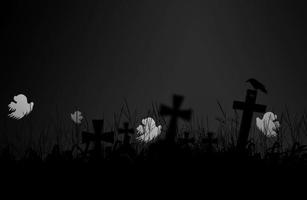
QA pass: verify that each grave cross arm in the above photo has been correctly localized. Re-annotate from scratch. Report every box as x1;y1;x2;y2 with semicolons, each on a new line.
118;122;134;145
81;119;115;159
118;122;134;135
159;94;192;143
233;101;266;113
160;95;192;121
232;89;267;152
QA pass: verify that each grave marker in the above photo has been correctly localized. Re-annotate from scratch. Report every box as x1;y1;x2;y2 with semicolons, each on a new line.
82;119;114;159
159;95;192;144
118;122;134;146
233;89;266;152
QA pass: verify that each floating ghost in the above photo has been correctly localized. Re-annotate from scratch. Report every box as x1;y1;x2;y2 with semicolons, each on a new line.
71;110;83;124
136;117;162;142
256;112;280;137
8;94;34;120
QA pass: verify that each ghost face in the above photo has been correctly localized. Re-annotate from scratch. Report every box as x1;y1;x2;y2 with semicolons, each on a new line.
14;95;26;102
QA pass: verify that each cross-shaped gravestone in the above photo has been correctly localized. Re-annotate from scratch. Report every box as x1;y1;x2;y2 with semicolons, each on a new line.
160;94;192;144
118;122;134;146
202;132;218;153
82;119;115;159
233;89;266;152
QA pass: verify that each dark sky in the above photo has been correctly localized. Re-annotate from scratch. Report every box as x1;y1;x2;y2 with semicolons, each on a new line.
1;0;307;132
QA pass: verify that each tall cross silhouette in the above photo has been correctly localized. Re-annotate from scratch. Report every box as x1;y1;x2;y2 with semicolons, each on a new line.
233;89;266;152
160;94;192;144
82;119;114;159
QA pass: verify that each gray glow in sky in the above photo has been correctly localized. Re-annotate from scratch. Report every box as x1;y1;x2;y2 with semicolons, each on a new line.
1;0;307;132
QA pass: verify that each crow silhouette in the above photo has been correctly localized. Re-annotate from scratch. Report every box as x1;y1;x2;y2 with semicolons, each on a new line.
246;78;268;94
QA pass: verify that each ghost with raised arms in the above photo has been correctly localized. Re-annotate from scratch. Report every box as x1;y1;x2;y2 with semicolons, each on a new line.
136;117;162;142
8;94;34;120
256;112;280;137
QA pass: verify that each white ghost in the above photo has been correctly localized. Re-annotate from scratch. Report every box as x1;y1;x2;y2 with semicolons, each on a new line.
256;112;280;137
136;117;162;142
71;110;83;124
8;94;34;120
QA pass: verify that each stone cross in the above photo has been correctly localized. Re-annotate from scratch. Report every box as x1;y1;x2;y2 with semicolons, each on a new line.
82;119;114;159
233;89;266;152
160;94;192;144
118;122;134;145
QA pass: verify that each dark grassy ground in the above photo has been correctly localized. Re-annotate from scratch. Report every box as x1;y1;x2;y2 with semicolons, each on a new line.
1;100;307;180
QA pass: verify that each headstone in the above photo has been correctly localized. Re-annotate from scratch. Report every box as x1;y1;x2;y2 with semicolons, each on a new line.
233;89;266;152
82;119;115;159
159;95;192;144
118;122;134;146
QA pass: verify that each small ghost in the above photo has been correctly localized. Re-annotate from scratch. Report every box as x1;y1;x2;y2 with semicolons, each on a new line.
8;94;34;120
256;112;280;137
136;117;162;142
71;110;83;124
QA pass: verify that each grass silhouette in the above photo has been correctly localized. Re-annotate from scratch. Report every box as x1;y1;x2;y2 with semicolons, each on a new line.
1;95;307;175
